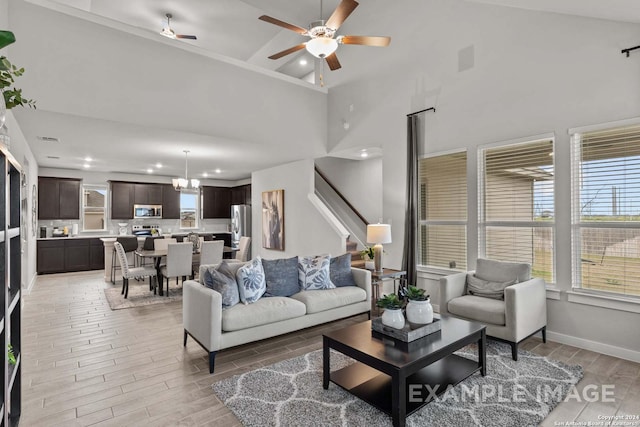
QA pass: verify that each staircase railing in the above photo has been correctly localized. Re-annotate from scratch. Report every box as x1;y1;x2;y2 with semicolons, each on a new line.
314;166;370;227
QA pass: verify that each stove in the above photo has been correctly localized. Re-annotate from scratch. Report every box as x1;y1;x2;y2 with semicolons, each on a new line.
132;224;161;236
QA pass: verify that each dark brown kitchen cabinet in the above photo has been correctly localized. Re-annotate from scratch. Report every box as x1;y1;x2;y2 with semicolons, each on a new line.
110;181;134;219
162;184;180;219
231;184;251;206
38;177;81;219
134;183;163;205
202;186;231;218
64;239;90;272
38;238;105;274
37;240;65;274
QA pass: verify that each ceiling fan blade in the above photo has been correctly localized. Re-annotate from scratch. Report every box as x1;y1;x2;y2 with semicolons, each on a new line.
176;34;197;40
259;15;308;35
268;43;306;60
339;35;391;47
325;0;359;31
325;53;342;71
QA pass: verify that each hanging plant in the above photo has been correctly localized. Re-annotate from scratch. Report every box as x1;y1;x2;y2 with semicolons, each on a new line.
0;30;16;50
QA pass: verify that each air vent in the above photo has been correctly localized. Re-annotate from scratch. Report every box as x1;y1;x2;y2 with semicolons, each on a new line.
46;156;60;160
37;136;60;143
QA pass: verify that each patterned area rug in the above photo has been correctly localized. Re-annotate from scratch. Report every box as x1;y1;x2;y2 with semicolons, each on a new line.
212;341;583;427
103;281;182;310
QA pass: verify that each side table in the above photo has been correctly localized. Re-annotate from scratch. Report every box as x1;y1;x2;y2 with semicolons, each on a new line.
371;268;406;315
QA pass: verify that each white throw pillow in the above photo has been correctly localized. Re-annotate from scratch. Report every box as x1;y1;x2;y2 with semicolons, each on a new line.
298;254;336;291
236;256;266;304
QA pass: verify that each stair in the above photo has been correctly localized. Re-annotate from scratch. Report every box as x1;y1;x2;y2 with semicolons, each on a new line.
347;239;366;268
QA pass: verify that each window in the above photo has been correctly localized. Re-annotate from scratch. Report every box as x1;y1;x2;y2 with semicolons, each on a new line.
571;122;640;297
180;191;198;229
83;185;107;231
479;137;555;282
419;151;467;270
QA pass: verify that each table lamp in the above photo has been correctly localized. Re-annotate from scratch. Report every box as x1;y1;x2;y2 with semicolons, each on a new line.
367;223;392;273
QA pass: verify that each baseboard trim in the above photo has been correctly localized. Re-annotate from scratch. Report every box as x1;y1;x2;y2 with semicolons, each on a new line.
546;330;640;363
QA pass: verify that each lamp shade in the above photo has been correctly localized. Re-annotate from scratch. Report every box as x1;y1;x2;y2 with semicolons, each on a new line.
367;224;392;244
305;37;338;58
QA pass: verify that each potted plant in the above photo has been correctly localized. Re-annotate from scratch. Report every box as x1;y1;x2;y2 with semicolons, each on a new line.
361;246;375;270
376;293;405;329
402;285;433;325
0;30;36;131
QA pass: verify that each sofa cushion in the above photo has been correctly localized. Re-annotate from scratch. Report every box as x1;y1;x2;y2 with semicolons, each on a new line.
475;258;530;283
330;253;357;287
290;286;367;314
298;254;336;291
466;273;516;300
202;262;240;308
236;256;266;304
447;295;506;326
199;262;246;284
221;297;306;331
262;256;300;297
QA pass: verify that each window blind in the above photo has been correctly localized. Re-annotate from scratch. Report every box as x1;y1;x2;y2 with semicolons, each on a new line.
480;139;554;282
419;151;467;269
572;123;640;296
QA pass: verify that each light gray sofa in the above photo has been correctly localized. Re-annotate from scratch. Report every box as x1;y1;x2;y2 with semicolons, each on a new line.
440;258;547;360
183;262;371;373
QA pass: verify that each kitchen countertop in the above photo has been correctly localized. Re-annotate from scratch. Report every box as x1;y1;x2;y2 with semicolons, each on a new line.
37;234;119;241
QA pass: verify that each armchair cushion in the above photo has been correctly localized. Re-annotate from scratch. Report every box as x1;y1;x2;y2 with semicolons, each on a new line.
466;273;516;300
447;295;506;326
475;258;530;283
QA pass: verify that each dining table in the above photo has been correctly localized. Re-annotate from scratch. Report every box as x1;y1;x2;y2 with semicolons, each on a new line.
135;246;236;296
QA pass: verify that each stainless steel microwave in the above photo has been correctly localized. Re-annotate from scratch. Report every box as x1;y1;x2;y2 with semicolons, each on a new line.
133;204;162;219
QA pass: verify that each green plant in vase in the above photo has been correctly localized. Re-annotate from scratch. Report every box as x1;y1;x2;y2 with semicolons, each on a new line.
401;285;429;301
377;293;405;329
376;293;403;310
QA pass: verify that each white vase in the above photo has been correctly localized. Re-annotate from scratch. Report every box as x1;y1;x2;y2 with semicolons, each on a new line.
365;260;375;270
406;299;434;325
381;308;405;329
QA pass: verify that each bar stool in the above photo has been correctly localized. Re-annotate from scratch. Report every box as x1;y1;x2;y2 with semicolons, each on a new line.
110;236;139;284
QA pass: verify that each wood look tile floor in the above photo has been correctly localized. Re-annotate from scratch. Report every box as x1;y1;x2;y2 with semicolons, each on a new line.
22;271;640;426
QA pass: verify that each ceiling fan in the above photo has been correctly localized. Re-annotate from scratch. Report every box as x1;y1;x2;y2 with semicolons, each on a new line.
259;0;390;71
160;13;197;40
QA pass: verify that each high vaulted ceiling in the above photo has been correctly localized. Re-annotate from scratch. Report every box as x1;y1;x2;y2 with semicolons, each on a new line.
7;0;640;181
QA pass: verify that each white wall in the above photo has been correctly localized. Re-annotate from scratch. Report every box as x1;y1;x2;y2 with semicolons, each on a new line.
327;1;640;358
314;156;383;224
252;159;344;260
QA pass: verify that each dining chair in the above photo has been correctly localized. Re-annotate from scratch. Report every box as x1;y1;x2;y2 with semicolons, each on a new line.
160;242;193;297
114;241;158;298
110;236;139;283
138;236;164;267
195;240;224;272
232;236;251;262
154;238;177;251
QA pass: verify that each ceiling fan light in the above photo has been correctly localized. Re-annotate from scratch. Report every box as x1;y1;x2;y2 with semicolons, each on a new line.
305;37;338;58
161;27;176;39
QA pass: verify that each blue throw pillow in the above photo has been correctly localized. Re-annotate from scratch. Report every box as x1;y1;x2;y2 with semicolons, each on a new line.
330;253;357;287
236;256;266;304
202;261;240;308
298;254;336;291
262;256;300;297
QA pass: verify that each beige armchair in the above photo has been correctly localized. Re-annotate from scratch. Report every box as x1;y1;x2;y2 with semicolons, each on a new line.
440;258;547;360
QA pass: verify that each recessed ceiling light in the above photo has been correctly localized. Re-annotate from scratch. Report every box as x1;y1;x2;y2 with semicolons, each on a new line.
147;168;153;174
215;168;221;174
156;163;162;168
84;156;92;162
299;59;308;66
202;172;208;177
360;149;369;158
83;163;90;168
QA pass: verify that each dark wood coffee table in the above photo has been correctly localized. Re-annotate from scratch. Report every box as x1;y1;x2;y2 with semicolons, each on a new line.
322;316;486;427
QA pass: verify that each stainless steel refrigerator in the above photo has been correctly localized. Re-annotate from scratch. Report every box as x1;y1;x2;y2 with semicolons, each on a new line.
231;204;251;247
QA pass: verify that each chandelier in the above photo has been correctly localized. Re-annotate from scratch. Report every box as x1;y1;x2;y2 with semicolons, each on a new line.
172;150;200;191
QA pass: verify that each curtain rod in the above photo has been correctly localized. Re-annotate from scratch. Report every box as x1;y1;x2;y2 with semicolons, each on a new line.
407;107;436;117
622;45;640;57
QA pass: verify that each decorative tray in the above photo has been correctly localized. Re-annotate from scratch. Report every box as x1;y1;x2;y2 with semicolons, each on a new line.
371;316;441;342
